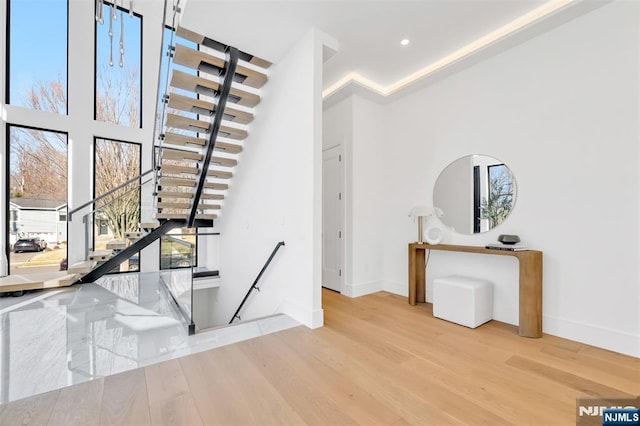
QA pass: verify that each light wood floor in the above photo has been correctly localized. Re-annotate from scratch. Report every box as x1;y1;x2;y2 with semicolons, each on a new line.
1;289;638;425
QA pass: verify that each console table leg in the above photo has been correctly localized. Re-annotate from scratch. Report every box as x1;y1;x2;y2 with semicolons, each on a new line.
409;245;426;305
518;252;543;338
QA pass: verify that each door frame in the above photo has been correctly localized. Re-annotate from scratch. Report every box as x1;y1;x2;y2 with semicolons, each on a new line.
322;144;345;293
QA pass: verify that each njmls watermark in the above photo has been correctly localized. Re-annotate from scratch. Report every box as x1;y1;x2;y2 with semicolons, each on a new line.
577;397;640;426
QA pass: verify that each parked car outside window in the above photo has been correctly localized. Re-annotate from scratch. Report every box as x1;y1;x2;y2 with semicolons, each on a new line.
13;238;45;253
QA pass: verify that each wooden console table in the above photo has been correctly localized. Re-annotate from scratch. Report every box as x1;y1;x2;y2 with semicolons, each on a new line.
408;243;543;338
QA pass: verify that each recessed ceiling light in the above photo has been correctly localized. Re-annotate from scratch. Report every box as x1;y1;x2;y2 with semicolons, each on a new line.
400;39;410;46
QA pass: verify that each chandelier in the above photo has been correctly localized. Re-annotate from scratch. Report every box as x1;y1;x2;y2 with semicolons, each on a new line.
95;0;134;67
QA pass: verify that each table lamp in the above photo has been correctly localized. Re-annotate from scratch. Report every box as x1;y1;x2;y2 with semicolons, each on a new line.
408;205;429;244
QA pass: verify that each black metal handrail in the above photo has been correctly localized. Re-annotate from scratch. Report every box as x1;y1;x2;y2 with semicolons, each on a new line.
68;168;155;220
229;241;285;324
188;46;239;227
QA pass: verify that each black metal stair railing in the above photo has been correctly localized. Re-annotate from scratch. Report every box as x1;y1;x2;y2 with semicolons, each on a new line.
229;241;285;324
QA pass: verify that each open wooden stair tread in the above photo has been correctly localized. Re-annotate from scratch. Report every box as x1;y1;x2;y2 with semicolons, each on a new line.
176;26;272;70
160;148;202;161
0;272;76;293
161;164;232;179
162;132;243;154
156;213;217;220
167;93;254;125
161;153;237;167
173;43;268;89
158;177;228;190
68;260;97;274
157;190;224;200
166;113;248;140
171;70;260;108
157;201;221;210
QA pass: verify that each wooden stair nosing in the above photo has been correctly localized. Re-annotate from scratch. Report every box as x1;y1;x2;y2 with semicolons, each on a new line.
156;213;217;220
173;43;268;89
167;93;254;125
157;202;221;210
166;113;248;140
171;70;260;108
161;133;243;154
160;148;203;161
158;177;229;190
157;191;224;200
162;155;237;168
163;168;233;180
161;164;202;175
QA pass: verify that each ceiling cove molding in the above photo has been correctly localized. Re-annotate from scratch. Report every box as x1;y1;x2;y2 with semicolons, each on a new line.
322;0;601;105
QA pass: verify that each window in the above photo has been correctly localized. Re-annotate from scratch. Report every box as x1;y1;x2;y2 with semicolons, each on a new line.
94;138;141;272
7;125;68;274
7;0;68;113
95;1;142;127
481;164;515;229
58;211;67;222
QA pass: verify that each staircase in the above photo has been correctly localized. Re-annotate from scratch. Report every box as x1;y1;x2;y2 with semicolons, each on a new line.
1;18;257;297
68;24;271;285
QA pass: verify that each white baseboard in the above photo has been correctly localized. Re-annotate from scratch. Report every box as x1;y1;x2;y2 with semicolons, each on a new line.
382;280;408;297
543;314;640;358
343;280;383;298
281;300;324;329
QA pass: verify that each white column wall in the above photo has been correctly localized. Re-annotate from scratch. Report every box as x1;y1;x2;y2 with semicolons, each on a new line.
211;28;329;328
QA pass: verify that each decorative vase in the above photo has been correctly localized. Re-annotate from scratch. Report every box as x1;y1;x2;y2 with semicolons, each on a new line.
423;218;444;245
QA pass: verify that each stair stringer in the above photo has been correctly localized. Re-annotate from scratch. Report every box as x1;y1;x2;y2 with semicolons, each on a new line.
73;219;184;284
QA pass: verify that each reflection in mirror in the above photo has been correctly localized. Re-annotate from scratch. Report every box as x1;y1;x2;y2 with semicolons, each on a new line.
433;155;516;235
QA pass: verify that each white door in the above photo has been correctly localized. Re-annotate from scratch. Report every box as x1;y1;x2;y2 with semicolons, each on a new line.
322;145;343;292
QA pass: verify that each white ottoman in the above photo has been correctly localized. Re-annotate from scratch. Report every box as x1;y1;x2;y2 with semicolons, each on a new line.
433;275;493;328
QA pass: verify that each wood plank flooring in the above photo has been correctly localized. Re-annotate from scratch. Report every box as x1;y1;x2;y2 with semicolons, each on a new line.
1;290;638;425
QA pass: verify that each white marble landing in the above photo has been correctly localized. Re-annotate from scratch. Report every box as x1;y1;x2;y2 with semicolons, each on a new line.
0;273;300;404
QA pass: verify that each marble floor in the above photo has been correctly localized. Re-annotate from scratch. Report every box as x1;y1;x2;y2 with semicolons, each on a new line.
0;273;300;404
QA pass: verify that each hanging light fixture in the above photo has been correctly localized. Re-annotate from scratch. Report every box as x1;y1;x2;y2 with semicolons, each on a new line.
95;0;132;67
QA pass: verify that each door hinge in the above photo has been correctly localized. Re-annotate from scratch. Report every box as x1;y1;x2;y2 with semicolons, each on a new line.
338;192;342;200
338;231;342;238
339;269;342;277
339;154;342;162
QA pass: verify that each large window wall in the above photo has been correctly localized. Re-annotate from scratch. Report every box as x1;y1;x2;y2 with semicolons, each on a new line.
2;1;164;272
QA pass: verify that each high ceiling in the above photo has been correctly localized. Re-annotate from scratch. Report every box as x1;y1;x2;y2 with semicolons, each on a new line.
181;0;584;96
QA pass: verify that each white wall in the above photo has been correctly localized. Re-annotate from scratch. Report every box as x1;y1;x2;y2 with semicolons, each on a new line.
211;28;327;328
328;1;639;356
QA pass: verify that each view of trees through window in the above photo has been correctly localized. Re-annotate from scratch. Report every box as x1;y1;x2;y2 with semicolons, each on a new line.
8;126;68;275
481;164;515;229
94;138;141;273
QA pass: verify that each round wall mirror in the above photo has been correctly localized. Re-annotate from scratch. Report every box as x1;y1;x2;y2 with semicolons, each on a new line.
433;155;517;235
